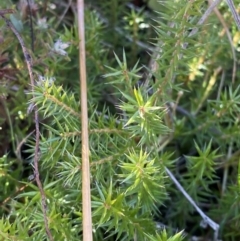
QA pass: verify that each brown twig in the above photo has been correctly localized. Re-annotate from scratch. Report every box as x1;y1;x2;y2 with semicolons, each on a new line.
0;181;33;210
0;10;54;241
77;1;93;240
0;9;15;15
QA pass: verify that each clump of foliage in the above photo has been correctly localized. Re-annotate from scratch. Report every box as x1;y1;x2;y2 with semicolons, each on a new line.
0;0;240;240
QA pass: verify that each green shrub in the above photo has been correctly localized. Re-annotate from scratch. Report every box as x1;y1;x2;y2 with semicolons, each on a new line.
0;0;240;240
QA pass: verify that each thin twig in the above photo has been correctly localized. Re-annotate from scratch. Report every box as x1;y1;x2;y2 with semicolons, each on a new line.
77;1;93;240
0;180;34;209
27;0;34;52
180;0;222;61
222;142;233;194
0;11;54;241
55;0;73;29
208;0;237;83
217;70;225;100
0;9;15;14
42;0;49;16
145;0;222;89
0;98;16;151
165;167;220;241
16;130;35;160
225;0;240;30
188;0;223;38
87;4;155;52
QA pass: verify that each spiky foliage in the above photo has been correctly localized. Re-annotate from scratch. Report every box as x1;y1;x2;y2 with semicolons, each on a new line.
0;0;240;240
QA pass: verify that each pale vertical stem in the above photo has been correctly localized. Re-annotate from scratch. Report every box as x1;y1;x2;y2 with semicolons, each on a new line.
77;0;93;240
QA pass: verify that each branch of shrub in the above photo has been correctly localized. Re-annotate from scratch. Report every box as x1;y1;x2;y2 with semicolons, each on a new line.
0;10;54;241
165;167;220;241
